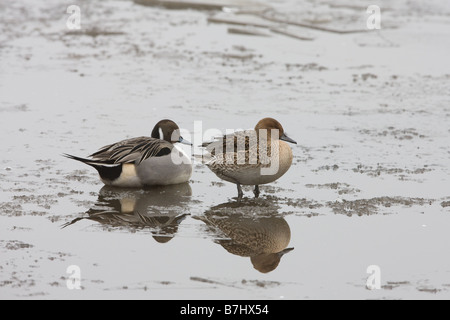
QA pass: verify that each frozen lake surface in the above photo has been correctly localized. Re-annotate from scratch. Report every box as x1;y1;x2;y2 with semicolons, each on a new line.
0;0;450;299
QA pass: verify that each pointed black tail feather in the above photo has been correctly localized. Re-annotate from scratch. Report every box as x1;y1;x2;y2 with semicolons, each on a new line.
63;153;123;182
61;217;86;229
62;153;116;165
63;153;94;164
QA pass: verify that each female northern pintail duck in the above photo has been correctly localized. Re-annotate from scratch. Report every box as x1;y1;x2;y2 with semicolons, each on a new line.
196;201;294;273
64;119;193;187
202;117;296;199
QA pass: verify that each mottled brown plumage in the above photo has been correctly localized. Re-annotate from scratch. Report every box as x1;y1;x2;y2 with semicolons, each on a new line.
195;200;294;273
202;117;297;199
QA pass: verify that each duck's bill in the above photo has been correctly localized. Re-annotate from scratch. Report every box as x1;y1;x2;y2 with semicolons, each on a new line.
278;247;295;257
179;137;193;146
280;133;297;144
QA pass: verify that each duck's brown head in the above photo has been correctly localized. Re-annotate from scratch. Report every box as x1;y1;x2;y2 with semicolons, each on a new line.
151;119;192;145
254;117;297;144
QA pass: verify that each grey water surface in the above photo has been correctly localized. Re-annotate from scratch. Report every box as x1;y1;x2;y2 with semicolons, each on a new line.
1;0;450;299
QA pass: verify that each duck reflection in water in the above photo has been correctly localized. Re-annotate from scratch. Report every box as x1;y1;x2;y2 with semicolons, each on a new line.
63;183;192;243
195;200;294;273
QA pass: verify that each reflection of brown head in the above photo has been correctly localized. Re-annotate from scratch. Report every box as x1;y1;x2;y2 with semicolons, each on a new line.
251;248;294;273
198;202;294;273
149;215;186;244
152;235;174;243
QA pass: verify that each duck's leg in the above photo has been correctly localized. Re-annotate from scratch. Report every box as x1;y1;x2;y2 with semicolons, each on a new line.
237;184;244;200
253;185;260;198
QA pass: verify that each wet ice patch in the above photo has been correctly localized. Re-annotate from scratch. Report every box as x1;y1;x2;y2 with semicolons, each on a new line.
0;203;24;216
0;240;33;250
351;164;433;180
328;196;432;216
359;127;426;140
241;279;281;288
0;104;29;112
441;201;450;208
305;182;361;195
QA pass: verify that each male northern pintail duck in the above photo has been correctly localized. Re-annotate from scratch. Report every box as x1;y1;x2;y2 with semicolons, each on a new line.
64;119;192;187
202;117;296;199
61;184;192;242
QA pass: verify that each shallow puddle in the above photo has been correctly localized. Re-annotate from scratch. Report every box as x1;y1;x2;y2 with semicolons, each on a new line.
1;0;450;299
